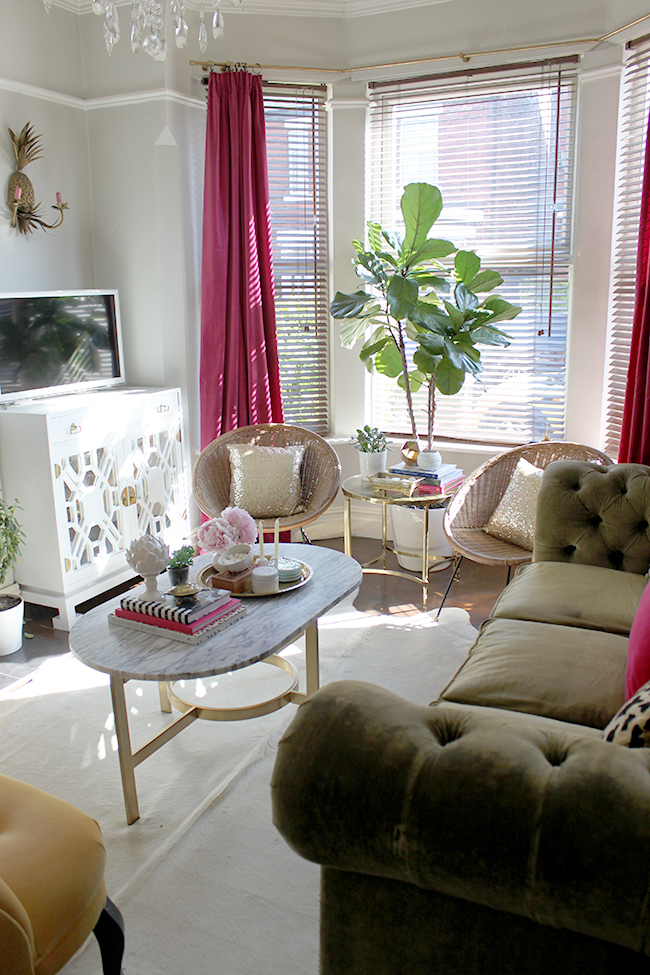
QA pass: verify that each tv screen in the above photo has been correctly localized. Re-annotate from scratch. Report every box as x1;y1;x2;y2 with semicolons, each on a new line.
0;290;125;404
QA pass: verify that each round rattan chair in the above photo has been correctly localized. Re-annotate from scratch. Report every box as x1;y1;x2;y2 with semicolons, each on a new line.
193;423;341;537
436;440;613;616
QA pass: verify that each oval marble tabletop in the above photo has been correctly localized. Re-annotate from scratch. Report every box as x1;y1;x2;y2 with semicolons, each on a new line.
68;544;362;682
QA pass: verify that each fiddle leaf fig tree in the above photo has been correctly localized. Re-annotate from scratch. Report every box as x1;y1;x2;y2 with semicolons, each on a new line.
331;182;522;448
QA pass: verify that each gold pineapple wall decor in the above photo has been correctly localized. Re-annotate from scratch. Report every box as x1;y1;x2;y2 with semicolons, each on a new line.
6;124;68;235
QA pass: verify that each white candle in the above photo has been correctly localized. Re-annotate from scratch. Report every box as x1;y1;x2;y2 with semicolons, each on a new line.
274;518;280;565
258;521;264;558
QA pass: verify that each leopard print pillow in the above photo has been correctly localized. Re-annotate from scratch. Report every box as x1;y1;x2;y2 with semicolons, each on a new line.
602;681;650;747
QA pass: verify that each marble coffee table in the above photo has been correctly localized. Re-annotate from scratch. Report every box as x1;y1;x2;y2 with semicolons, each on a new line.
69;544;362;824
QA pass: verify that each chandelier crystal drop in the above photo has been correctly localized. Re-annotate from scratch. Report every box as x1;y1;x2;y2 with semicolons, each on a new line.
43;0;239;58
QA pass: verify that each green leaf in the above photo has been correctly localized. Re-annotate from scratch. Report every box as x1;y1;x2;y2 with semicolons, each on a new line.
480;296;523;324
435;357;466;395
356;251;388;285
367;221;384;253
359;327;391;362
386;274;418;321
397;370;425;392
352;238;365;254
339;317;370;349
410;302;451;332
330;291;373;319
416;331;446;355
382;228;403;253
410;272;450;292
409;238;456;265
442;337;465;370
413;347;439;374
401;183;443;260
468;268;503;292
470;324;512;346
375;341;403;378
455;251;481;284
454;282;480;313
443;300;465;331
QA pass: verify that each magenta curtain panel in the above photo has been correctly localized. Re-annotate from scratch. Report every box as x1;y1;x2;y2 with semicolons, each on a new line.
619;111;650;463
200;70;284;447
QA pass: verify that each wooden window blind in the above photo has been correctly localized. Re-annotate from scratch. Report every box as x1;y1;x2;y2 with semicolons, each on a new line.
603;42;650;460
263;84;329;434
366;61;578;445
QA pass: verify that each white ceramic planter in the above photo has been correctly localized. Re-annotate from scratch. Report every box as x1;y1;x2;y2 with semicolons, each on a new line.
417;450;442;471
0;595;23;656
390;505;453;572
359;450;388;478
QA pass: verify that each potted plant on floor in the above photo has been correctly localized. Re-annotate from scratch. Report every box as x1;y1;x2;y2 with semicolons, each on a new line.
352;425;389;478
167;545;195;587
331;182;522;567
0;496;25;655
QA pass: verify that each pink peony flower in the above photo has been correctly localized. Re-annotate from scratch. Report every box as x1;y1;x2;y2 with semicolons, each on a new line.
220;506;257;545
197;517;235;554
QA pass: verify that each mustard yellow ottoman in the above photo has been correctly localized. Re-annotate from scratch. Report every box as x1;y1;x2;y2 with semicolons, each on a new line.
0;773;124;975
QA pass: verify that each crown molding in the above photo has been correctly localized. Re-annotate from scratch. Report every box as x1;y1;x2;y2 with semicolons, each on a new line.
0;75;205;112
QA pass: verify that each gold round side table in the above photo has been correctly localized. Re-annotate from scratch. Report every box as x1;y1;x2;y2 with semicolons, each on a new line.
342;474;454;605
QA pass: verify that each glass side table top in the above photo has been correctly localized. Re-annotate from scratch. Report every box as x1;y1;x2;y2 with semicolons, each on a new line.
342;473;451;506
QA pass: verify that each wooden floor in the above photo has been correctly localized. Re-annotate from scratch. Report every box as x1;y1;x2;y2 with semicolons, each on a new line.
315;536;508;629
23;535;509;640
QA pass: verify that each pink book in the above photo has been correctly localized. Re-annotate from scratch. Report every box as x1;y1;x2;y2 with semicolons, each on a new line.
115;597;241;634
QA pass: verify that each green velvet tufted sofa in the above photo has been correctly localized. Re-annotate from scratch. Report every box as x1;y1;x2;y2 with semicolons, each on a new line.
272;461;650;975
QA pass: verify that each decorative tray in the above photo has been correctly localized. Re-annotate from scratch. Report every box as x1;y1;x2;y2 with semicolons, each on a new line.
367;471;423;496
198;560;313;597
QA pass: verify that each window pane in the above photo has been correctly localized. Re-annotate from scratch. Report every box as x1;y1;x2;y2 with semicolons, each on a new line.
264;85;329;434
367;64;577;444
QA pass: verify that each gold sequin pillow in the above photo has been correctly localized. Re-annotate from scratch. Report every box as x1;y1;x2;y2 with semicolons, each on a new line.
228;444;305;519
484;458;543;551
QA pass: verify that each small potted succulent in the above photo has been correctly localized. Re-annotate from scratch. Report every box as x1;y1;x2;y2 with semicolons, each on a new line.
352;425;389;478
0;496;25;656
167;545;195;587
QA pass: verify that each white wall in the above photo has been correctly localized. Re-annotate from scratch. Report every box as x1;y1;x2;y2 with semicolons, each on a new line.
0;0;648;539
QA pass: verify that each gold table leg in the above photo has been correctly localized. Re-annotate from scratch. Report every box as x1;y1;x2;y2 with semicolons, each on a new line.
304;620;320;697
344;495;352;557
110;676;140;826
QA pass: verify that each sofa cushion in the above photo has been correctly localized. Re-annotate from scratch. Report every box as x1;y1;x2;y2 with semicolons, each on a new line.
533;461;650;574
626;583;650;697
602;680;650;747
439;617;628;728
491;561;645;636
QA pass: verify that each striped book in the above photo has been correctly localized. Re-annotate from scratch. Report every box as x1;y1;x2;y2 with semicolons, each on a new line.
119;588;230;624
114;596;242;634
108;602;246;644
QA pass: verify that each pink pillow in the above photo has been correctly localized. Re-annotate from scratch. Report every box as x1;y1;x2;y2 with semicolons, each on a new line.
626;583;650;698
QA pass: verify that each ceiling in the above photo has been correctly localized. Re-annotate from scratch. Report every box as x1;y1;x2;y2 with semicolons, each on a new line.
64;0;456;16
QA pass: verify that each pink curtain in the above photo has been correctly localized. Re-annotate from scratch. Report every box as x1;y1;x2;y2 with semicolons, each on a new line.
619;110;650;463
200;70;284;448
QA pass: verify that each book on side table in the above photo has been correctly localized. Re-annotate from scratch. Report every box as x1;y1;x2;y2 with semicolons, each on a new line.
108;600;246;644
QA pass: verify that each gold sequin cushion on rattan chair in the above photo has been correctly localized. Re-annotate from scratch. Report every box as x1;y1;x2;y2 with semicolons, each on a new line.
435;441;613;617
193;424;342;535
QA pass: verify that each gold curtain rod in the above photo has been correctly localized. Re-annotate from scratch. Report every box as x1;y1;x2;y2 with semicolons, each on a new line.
190;12;650;77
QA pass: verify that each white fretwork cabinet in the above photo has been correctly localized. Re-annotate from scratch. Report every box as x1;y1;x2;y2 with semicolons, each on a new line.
0;387;189;629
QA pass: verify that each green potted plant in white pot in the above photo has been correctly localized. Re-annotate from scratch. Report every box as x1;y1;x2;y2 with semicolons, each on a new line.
352;425;389;478
0;496;25;655
331;182;522;570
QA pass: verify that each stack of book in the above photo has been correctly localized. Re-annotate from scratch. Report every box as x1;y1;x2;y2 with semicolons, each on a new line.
108;588;246;644
389;461;465;495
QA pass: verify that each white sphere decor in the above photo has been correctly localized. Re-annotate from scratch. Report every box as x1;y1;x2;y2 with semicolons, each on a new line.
126;534;170;595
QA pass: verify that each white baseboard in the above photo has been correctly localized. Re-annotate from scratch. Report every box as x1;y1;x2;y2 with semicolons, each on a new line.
297;501;386;542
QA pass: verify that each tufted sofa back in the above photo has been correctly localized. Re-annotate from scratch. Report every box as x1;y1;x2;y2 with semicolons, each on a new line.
534;461;650;574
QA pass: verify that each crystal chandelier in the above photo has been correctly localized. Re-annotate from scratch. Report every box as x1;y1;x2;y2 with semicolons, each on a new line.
42;0;243;59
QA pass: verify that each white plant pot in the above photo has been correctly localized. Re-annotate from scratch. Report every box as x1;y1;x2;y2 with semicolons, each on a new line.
0;595;23;656
417;450;442;471
359;450;388;478
390;505;453;572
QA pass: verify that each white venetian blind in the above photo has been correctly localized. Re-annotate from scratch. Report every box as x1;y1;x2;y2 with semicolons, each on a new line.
603;41;650;460
366;60;578;445
263;84;329;434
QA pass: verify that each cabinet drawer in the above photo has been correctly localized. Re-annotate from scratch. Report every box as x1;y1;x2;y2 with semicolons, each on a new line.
140;389;181;434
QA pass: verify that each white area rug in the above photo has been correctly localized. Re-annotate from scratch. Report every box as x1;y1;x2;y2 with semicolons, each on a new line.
0;597;478;975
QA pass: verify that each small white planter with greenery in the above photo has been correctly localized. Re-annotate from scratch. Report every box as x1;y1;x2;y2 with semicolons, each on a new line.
353;426;389;478
0;497;25;655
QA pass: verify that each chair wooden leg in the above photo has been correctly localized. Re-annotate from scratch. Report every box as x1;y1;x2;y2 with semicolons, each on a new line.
435;555;463;621
93;896;125;975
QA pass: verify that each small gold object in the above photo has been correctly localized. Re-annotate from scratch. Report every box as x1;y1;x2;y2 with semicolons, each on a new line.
401;441;420;466
168;582;202;603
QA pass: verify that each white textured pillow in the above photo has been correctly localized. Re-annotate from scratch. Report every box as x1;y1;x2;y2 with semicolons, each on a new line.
484;458;543;551
228;444;305;518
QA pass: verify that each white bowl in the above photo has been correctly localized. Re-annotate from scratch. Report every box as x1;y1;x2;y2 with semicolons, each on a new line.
214;544;253;574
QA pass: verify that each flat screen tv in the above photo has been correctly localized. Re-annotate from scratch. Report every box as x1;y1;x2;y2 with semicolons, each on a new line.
0;290;125;405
